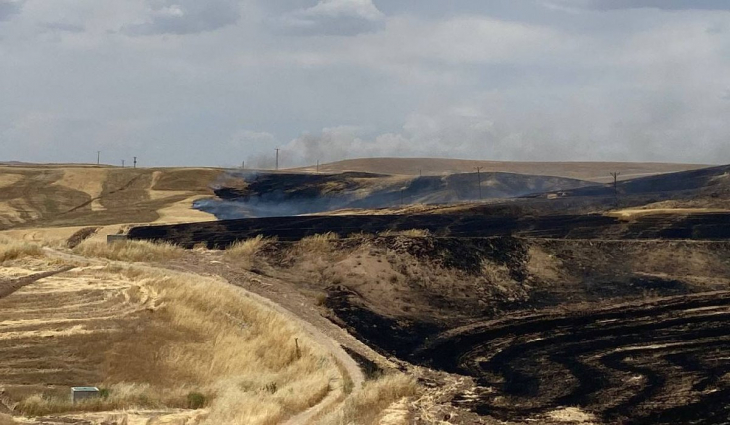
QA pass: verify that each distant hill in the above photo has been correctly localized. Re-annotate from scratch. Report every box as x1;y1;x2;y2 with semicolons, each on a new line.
0;165;220;229
549;164;730;199
197;170;594;219
293;158;709;183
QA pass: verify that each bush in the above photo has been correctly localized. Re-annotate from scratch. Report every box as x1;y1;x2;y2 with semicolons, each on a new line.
186;392;207;409
66;227;99;249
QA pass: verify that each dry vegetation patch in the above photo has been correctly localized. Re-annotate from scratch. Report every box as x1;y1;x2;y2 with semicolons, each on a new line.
0;240;342;424
319;374;418;425
72;239;183;262
224;235;278;270
0;236;43;263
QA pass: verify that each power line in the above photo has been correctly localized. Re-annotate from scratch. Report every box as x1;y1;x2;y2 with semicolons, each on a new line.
610;172;621;207
475;167;483;200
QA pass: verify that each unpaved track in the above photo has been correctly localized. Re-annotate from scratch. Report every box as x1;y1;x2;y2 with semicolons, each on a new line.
43;248;365;425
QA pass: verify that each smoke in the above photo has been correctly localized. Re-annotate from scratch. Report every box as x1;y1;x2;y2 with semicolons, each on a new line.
279;113;509;167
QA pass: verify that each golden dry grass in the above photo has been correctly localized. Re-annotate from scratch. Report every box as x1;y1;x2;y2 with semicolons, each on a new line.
319;374;418;425
0;414;15;425
224;235;278;269
0;165;218;229
296;233;339;256
0;236;43;263
72;239;183;262
0;250;340;425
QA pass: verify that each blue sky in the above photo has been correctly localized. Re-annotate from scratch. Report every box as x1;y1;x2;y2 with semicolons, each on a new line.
1;0;729;167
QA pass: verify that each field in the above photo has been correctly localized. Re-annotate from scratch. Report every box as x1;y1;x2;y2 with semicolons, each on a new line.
1;159;728;424
0;238;416;425
0;165;218;230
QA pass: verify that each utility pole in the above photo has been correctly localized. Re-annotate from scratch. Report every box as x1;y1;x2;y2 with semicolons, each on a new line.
419;169;422;177
610;172;621;207
97;151;101;165
241;161;245;170
475;167;483;200
275;148;280;171
133;157;137;169
316;160;319;173
122;160;125;168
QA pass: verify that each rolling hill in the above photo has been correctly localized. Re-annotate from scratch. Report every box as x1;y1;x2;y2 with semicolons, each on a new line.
293;158;709;183
0;165;219;230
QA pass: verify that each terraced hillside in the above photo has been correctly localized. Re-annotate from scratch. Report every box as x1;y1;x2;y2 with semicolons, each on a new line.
0;165;219;230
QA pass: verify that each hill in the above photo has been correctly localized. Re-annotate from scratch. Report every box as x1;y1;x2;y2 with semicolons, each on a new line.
294;158;708;182
197;170;595;219
534;164;730;209
0;165;220;230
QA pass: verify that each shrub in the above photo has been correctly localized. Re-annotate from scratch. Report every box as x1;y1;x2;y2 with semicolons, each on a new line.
66;227;99;249
186;392;207;409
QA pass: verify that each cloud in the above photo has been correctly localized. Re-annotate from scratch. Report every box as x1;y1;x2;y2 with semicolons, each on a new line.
0;0;22;22
39;22;85;33
122;0;240;35
543;0;730;11
275;0;385;36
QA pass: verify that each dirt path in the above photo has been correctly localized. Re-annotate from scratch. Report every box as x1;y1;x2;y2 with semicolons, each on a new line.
42;248;366;425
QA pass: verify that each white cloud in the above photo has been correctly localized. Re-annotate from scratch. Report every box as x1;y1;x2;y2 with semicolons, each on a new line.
274;0;385;36
122;0;241;35
542;0;730;12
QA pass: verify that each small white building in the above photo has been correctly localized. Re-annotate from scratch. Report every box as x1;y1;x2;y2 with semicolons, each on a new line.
71;387;100;403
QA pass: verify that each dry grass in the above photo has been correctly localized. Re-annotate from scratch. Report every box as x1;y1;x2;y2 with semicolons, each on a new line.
224;235;277;269
0;414;15;425
296;233;339;256
72;239;183;262
0;236;43;263
319;374;418;425
2;257;340;424
379;229;430;237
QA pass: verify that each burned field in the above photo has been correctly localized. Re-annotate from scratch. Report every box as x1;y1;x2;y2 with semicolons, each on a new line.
132;208;730;424
417;291;730;424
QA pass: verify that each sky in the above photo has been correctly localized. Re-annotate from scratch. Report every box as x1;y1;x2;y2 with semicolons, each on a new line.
1;0;730;168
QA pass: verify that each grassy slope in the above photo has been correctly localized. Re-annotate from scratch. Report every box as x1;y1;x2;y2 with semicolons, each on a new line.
0;239;344;425
294;158;709;183
0;166;220;230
